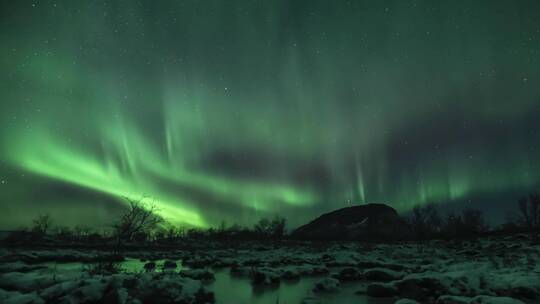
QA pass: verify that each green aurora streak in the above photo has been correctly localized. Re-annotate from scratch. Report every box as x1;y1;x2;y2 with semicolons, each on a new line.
1;0;540;228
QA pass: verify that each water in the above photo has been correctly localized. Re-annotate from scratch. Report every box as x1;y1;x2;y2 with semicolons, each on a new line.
209;268;391;304
43;259;393;304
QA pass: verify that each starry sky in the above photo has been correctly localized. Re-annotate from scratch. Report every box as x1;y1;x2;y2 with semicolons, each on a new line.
1;0;540;229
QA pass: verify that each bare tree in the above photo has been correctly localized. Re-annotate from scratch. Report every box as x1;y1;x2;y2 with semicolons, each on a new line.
113;197;164;253
461;209;487;234
73;225;92;240
518;197;532;228
529;194;540;228
32;214;52;235
515;194;540;230
253;216;287;239
444;213;462;237
254;218;271;237
269;216;287;238
410;203;441;241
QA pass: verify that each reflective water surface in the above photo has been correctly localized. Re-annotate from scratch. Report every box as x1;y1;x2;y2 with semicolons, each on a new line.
45;259;393;304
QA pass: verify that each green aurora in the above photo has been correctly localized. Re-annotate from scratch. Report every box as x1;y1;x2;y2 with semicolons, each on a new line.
1;0;540;228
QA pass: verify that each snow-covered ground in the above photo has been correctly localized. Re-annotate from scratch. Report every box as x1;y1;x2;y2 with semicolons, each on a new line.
0;234;538;304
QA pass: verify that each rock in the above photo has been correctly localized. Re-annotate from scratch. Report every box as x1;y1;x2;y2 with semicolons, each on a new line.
354;284;368;295
0;253;40;264
212;258;234;268
395;276;446;301
61;277;110;303
143;262;156;271
313;278;340;293
0;262;46;273
510;286;539;300
334;267;362;281
230;266;251;277
296;265;327;276
40;281;80;301
471;295;526;304
180;269;215;282
194;286;215;304
281;269;300;281
364;268;404;281
310;266;330;276
0;272;57;292
121;277;138;289
357;262;405;271
163;260;177;270
301;296;322;304
183;257;213;268
3;291;45;304
436;295;472;304
366;282;398;297
137;273;213;304
101;288;128;304
250;268;280;286
395;299;420;304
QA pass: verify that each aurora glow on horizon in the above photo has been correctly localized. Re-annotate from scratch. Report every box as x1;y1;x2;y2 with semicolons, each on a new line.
1;1;540;229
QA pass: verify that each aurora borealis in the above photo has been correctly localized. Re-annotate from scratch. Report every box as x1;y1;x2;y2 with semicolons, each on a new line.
1;1;540;229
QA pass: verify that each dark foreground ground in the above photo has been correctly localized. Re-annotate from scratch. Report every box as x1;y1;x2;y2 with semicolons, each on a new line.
0;234;539;304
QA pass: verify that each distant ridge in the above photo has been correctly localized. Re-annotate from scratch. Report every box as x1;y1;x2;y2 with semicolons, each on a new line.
292;203;411;241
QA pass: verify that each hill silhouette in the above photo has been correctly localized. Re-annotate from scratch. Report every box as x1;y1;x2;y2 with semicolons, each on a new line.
292;203;411;241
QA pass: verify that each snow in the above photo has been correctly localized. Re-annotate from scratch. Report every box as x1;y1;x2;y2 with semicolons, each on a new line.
469;295;526;304
0;272;57;292
395;299;420;304
363;267;405;281
179;269;215;281
2;291;44;304
313;277;340;293
0;235;538;303
435;295;527;304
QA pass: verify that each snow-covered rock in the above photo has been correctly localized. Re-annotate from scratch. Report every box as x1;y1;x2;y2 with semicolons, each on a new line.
2;291;44;304
333;267;363;281
394;299;420;304
0;272;57;292
179;269;215;282
162;260;177;270
436;295;472;304
364;267;405;281
250;267;280;286
366;282;398;297
143;262;156;271
470;295;526;304
313;278;340;293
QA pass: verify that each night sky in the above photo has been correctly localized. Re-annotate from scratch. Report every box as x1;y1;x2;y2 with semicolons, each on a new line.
1;0;540;229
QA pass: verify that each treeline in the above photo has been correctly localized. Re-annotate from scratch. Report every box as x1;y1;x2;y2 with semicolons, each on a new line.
408;193;540;241
6;198;288;247
408;204;488;240
5;193;540;246
158;216;287;242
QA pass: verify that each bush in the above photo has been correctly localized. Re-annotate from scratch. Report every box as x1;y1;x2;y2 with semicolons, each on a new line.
253;216;287;239
31;214;52;236
442;208;487;237
409;204;489;239
83;261;122;275
513;194;540;230
409;203;442;240
55;226;75;241
113;197;164;252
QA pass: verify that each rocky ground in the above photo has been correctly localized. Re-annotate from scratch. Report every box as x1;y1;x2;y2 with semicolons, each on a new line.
0;234;539;304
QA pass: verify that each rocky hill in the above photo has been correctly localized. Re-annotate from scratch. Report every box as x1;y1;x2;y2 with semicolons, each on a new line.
292;203;411;241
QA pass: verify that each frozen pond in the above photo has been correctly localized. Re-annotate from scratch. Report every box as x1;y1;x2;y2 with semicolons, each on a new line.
209;268;391;304
42;259;392;304
2;237;538;304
